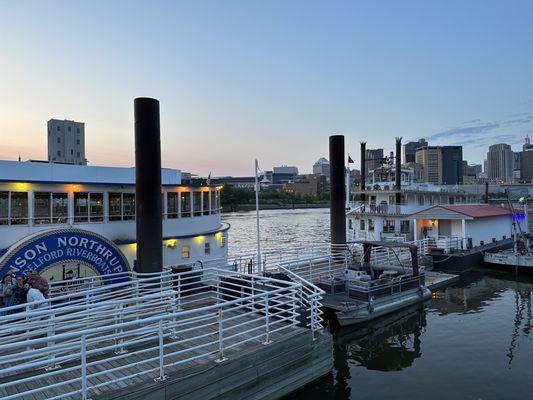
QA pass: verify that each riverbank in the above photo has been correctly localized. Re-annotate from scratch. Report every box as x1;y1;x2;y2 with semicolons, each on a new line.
222;203;329;213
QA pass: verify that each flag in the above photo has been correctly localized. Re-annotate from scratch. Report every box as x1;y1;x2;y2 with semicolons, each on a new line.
206;172;211;185
348;155;354;164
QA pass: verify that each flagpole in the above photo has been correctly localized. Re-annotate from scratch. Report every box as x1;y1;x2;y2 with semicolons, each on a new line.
346;165;350;207
254;159;262;272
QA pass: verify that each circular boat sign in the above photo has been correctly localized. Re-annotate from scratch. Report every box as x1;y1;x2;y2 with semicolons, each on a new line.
0;229;130;283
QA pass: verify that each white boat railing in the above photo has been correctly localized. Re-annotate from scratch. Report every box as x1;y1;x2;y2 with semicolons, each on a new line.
0;269;319;400
427;236;461;253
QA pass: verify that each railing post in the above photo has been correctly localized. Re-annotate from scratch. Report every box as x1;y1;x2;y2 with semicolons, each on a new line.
114;304;127;354
310;295;317;341
177;273;182;311
154;320;167;381
45;308;61;371
81;335;88;400
216;306;227;362
263;293;271;345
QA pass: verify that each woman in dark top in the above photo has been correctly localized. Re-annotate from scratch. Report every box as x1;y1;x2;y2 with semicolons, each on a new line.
11;276;27;311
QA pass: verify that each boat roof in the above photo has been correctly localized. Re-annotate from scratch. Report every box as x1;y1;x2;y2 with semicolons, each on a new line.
0;160;182;186
409;204;515;219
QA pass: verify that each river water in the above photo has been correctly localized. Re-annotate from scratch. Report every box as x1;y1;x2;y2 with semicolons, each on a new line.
222;208;533;400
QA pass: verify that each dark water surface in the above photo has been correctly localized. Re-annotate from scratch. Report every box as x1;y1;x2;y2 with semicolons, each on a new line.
223;209;533;400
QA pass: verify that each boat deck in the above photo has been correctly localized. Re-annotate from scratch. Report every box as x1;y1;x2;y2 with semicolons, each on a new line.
0;293;305;400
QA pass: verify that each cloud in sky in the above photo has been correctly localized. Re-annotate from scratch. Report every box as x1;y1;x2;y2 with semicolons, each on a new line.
420;112;533;163
427;112;533;145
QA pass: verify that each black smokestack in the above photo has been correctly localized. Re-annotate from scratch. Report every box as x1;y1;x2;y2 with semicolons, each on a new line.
395;137;402;205
360;142;366;202
330;135;346;246
134;97;163;273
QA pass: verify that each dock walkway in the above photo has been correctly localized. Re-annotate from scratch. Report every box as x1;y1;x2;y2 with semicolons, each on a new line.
0;269;331;400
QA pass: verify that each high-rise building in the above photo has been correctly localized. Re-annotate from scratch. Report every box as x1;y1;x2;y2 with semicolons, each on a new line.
462;162;482;183
415;145;463;184
514;151;522;180
441;146;463;185
524;134;533;151
403;138;428;163
272;166;298;184
486;143;514;182
415;146;443;184
47;119;86;165
312;157;330;180
521;150;533;181
365;148;384;176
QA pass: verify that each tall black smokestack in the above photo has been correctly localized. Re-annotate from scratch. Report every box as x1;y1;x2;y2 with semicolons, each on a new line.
134;97;163;273
330;135;346;246
360;142;366;202
395;137;402;205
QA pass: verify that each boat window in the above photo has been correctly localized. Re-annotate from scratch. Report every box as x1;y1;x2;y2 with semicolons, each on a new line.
348;219;352;230
360;219;365;230
34;192;51;224
384;220;395;233
211;190;217;213
89;193;103;222
167;193;179;218
204;242;210;255
418;195;424;205
400;220;410;233
193;192;202;217
0;192;8;225
0;192;28;226
368;219;374;231
181;245;190;259
52;193;68;224
109;193;122;221
180;192;191;217
122;193;135;220
74;193;89;222
10;192;28;225
202;191;209;215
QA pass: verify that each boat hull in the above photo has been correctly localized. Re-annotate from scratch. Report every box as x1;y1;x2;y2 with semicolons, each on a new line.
335;287;431;327
484;251;533;268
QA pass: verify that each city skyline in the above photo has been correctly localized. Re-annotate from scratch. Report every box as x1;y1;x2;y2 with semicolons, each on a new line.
1;1;532;176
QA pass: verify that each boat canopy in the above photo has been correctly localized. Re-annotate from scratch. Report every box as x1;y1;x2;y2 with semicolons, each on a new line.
354;241;419;277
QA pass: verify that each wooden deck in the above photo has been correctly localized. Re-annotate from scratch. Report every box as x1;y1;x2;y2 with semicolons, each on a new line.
0;293;305;400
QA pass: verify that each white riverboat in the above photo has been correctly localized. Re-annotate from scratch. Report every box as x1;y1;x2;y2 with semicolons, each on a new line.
347;165;516;253
0;159;229;282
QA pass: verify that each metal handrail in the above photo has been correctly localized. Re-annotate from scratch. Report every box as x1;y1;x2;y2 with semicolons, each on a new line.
0;269;318;400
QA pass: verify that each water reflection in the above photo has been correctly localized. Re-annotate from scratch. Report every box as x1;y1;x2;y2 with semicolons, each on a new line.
293;306;427;400
223;210;533;399
507;287;532;365
335;305;426;372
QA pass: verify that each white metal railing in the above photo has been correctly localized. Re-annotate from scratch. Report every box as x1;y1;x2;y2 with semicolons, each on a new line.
427;236;461;253
0;269;318;400
347;202;429;216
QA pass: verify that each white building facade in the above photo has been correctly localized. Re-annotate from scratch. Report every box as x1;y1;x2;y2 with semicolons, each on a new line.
48;119;86;165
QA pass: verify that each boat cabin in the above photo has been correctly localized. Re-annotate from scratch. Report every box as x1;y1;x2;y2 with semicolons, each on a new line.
0;160;229;282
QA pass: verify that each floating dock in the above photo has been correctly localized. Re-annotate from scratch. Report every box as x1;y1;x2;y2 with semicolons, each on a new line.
425;270;460;291
0;269;332;400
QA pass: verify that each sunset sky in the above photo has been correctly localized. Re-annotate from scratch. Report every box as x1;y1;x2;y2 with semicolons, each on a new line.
1;1;532;176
